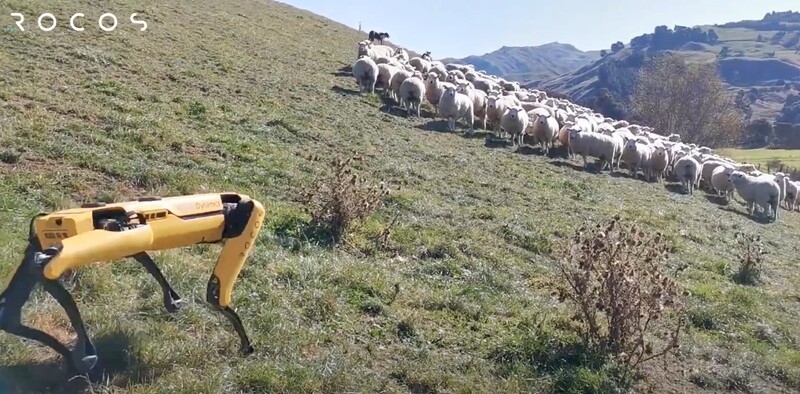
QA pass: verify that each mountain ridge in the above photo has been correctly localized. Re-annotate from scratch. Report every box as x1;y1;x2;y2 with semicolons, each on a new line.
451;12;800;125
439;42;601;83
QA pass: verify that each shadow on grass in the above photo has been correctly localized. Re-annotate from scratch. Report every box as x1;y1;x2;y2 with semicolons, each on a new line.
717;205;775;224
415;120;453;133
484;137;510;149
330;86;361;96
549;160;595;173
0;330;165;394
332;65;352;77
704;194;731;206
515;145;541;156
608;171;625;179
489;326;630;393
664;183;690;195
270;214;336;251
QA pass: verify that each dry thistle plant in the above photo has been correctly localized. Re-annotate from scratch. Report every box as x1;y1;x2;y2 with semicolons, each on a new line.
555;215;685;370
733;232;766;286
298;153;395;246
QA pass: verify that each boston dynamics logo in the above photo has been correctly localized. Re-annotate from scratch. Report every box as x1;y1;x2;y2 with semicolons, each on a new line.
9;12;148;32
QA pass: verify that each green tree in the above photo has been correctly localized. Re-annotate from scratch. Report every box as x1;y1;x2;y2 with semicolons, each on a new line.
630;53;744;147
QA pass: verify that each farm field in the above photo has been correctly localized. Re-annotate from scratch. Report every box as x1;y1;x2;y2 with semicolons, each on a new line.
719;148;800;172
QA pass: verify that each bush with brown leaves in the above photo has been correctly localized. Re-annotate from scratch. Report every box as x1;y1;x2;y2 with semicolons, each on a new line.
555;215;685;370
299;154;394;246
733;232;766;286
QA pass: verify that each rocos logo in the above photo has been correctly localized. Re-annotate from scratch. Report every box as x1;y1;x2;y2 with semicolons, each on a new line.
9;12;148;32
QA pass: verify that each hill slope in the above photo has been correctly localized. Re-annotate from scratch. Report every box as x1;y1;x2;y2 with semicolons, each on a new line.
1;1;800;393
440;42;600;83
531;19;800;123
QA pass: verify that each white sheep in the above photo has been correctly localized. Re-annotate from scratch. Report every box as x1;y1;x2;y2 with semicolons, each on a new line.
650;145;670;182
438;85;474;134
393;47;409;62
729;171;781;222
357;41;394;60
621;138;653;180
399;71;426;118
409;57;431;73
701;160;734;190
774;172;788;207
429;64;449;81
673;156;702;195
456;82;488;129
710;165;737;202
501;106;529;149
528;112;559;155
486;94;513;138
424;73;455;114
612;120;630;129
388;69;413;102
557;121;574;158
472;78;501;94
446;70;466;82
376;64;398;98
568;127;618;171
352;55;379;94
375;56;403;68
785;180;799;211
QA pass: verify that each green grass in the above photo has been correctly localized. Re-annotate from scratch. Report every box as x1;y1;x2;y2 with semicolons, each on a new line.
718;148;800;172
1;1;800;393
673;27;800;66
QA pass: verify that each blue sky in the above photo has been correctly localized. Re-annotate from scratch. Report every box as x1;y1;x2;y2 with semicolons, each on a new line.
279;0;798;58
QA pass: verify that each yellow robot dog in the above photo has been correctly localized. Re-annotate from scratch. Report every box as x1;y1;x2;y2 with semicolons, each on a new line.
0;193;265;373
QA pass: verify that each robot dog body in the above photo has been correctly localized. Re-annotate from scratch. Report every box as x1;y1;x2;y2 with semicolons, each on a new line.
0;192;264;373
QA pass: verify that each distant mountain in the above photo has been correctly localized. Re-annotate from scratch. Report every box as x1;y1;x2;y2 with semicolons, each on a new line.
526;11;800;124
439;42;601;83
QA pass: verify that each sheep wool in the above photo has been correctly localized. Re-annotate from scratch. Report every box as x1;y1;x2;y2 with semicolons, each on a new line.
729;171;781;222
710;165;736;202
399;72;426;118
568;128;618;171
621;138;653;180
673;156;701;195
352;56;379;94
456;82;488;129
528;113;559;155
501;106;529;148
438;85;475;134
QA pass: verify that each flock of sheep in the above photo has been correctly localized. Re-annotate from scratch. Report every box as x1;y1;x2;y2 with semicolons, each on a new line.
350;39;799;223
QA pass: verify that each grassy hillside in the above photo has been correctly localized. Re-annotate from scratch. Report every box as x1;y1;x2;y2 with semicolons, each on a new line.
1;1;800;393
533;21;800;123
440;43;600;83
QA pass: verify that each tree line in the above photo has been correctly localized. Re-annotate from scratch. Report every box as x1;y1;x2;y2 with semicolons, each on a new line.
580;53;799;149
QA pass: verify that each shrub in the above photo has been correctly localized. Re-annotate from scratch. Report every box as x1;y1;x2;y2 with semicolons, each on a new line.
733;232;766;286
299;154;394;246
555;215;685;373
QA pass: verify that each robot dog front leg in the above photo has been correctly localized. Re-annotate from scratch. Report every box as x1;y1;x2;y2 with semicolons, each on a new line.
0;243;98;373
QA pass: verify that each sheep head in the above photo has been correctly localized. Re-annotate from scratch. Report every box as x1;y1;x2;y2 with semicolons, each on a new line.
729;170;747;185
425;73;439;85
